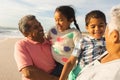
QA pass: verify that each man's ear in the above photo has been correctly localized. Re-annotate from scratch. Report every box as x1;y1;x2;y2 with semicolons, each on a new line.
110;30;119;43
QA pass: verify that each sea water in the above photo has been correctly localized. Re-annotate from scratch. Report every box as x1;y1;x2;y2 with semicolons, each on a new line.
0;27;23;38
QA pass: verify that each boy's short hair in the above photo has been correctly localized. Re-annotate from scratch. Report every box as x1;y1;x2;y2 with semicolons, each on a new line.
85;10;106;26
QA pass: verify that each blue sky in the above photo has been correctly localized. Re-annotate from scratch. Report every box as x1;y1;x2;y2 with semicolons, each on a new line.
0;0;120;32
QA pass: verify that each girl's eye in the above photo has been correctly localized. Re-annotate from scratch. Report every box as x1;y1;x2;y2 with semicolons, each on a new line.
59;19;63;22
55;19;57;22
55;19;63;23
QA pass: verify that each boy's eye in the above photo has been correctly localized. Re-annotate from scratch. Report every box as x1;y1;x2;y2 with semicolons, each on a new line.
98;24;105;27
90;25;95;28
89;24;105;28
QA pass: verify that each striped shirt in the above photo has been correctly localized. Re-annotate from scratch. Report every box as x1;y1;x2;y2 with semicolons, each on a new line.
72;35;106;67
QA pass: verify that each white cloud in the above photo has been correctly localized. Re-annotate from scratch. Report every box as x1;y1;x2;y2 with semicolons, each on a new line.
0;0;120;31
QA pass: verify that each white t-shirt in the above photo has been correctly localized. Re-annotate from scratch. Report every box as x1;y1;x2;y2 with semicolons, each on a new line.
48;27;81;65
76;53;120;80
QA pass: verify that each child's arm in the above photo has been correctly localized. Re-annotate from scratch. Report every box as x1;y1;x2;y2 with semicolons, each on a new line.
59;55;77;80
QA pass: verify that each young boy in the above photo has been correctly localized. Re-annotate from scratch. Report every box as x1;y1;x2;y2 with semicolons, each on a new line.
59;10;107;80
76;5;120;80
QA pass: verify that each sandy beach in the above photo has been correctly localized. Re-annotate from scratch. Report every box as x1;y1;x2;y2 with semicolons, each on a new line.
0;38;22;80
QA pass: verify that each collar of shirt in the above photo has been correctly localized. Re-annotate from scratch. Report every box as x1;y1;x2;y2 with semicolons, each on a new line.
87;35;105;41
25;37;49;45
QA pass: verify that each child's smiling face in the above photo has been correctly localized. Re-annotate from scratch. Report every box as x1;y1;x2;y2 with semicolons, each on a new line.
54;11;72;32
86;18;106;39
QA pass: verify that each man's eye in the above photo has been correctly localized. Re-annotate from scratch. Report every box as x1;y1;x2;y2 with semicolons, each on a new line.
34;26;38;29
40;30;43;32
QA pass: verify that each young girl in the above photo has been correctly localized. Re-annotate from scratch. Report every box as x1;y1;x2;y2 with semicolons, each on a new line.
47;5;82;76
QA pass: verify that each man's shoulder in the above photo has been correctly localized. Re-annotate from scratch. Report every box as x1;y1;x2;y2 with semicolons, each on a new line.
15;38;28;46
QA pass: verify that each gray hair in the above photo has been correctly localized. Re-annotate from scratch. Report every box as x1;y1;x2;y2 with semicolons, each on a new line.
108;5;120;39
18;15;36;37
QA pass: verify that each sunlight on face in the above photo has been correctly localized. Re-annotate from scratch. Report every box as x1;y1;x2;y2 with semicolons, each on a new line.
54;11;72;32
86;18;106;39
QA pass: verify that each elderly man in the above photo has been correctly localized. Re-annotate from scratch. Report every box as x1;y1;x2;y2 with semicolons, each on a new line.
14;15;58;80
76;5;120;80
